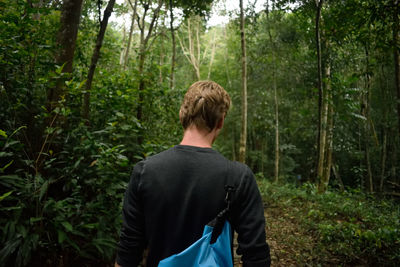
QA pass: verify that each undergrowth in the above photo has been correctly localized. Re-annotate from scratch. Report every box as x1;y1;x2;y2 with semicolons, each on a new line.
258;179;400;266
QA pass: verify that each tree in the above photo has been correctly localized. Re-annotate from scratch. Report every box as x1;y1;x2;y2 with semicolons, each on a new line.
266;0;280;182
82;0;116;121
393;0;400;137
122;0;138;69
169;0;176;88
136;0;164;145
239;0;248;163
177;16;215;81
47;0;84;112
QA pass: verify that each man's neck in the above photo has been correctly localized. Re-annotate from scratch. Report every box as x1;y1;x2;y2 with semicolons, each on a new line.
180;126;216;148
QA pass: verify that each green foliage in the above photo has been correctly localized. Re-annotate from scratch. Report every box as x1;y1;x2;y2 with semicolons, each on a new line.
0;121;131;266
1;0;400;265
259;180;400;265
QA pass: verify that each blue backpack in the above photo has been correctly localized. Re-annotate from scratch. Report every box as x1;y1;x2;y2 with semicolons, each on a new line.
158;186;236;267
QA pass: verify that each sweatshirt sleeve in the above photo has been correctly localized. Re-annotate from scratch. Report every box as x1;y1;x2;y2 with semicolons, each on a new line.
230;164;271;267
116;162;146;267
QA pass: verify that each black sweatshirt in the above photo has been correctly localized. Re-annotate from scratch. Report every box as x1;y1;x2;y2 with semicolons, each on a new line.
116;145;270;267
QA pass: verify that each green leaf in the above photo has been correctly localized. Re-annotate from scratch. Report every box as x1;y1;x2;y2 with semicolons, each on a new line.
351;112;367;120
58;230;67;244
0;129;7;138
9;126;27;139
29;217;43;225
0;191;13;201
0;206;22;211
0;160;14;172
55;62;66;74
81;223;99;229
62;221;73;232
66;238;80;251
0;238;21;263
39;180;49;201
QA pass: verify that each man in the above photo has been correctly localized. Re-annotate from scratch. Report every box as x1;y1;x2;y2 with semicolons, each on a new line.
116;81;270;266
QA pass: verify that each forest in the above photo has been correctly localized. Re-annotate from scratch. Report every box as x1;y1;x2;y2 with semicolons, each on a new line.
1;0;400;266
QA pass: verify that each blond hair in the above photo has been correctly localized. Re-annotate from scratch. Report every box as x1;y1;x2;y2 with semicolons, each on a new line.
179;81;231;132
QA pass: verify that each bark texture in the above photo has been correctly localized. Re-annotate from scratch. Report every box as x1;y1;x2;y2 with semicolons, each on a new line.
47;0;83;111
239;0;248;163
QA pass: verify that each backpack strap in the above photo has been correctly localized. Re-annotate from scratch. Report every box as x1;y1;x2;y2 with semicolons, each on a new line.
209;161;236;244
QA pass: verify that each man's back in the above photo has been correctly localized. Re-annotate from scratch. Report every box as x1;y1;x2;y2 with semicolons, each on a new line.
117;145;270;266
116;81;270;267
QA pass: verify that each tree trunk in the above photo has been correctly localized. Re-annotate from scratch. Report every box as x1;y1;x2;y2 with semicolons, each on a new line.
47;0;84;112
267;0;280;182
82;0;116;121
239;0;248;163
380;130;387;191
317;68;328;186
380;63;388;192
274;74;279;182
159;8;166;83
318;60;331;193
169;0;176;89
224;27;232;89
135;0;163;145
364;44;374;193
332;161;344;192
207;31;216;80
393;0;400;137
315;0;324;181
124;0;138;70
119;24;127;65
322;83;333;192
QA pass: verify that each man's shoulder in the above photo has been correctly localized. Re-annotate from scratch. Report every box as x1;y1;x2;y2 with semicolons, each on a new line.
136;146;174;167
229;160;253;175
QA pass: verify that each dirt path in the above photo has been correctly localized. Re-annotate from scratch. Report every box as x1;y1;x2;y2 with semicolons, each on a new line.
233;205;318;267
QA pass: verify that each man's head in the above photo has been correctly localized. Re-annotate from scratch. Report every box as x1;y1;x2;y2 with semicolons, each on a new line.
179;81;231;132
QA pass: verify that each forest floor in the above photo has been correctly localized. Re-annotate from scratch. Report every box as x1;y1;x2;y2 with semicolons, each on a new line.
233;204;327;267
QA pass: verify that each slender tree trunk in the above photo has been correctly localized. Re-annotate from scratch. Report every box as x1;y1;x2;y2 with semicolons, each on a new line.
363;44;374;193
323;84;333;191
82;0;116;121
207;31;216;80
159;8;166;83
392;0;400;186
224;27;232;89
178;17;201;80
119;24;127;65
47;0;84;112
317;68;328;185
380;130;387;191
393;0;400;137
137;19;146;138
169;0;176;89
315;0;324;181
135;0;163;145
266;0;280;182
318;60;330;193
124;0;138;70
380;64;388;192
332;160;344;191
239;0;248;163
274;74;279;182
